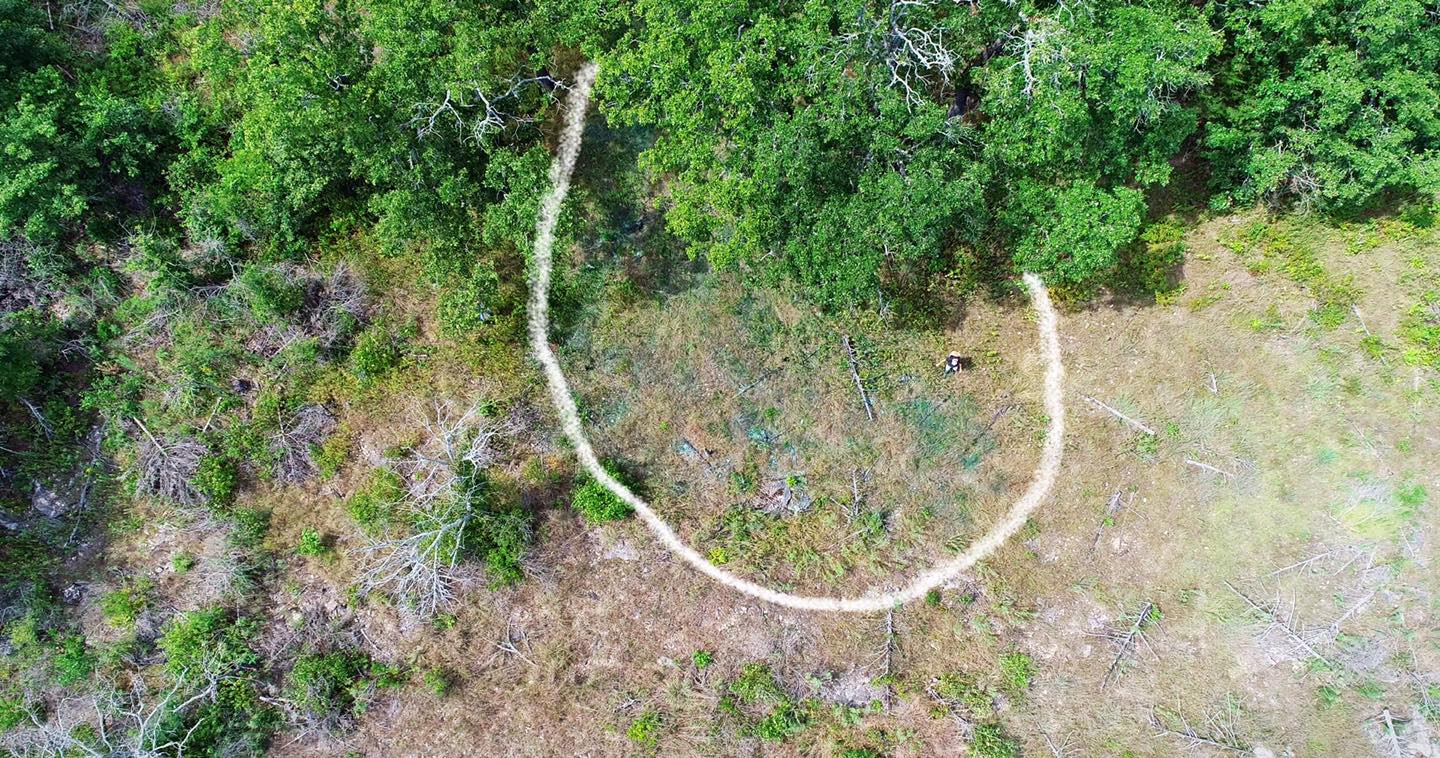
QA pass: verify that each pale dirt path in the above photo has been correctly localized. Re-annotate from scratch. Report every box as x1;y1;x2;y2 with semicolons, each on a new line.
528;62;1067;612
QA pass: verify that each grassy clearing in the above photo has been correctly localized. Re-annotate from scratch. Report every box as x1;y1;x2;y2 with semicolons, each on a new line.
565;277;1044;595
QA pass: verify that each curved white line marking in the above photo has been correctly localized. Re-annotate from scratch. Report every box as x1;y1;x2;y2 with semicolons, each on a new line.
528;63;1066;612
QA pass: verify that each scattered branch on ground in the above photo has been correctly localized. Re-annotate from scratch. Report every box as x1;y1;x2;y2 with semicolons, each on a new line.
1224;580;1333;669
1089;489;1133;554
1089;600;1160;687
1081;394;1155;436
271;404;336;483
1148;704;1252;755
1185;458;1235;480
1373;708;1409;758
842;334;875;422
133;419;207;507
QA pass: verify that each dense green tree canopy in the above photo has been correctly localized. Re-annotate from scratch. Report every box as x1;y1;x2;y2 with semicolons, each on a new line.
599;0;1222;303
1204;0;1440;212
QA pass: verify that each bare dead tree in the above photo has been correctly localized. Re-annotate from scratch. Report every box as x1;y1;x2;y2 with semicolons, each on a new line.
830;0;969;108
1;668;226;757
868;608;897;710
356;403;521;622
1372;708;1409;758
1224;580;1334;669
308;264;366;349
132;419;207;508
1004;18;1071;100
1088;600;1159;687
1147;704;1252;755
409;76;558;144
1043;732;1075;757
271;403;337;483
486;618;537;667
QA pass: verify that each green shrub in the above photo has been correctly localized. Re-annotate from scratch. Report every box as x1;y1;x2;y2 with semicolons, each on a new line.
0;693;27;732
0;313;47;401
626;710;661;746
285;649;399;728
730;664;787;705
726;663;811;741
437;265;499;338
235;265;305;324
571;462;635;525
970;724;1019;758
998;653;1035;698
296;527;328;557
159;608;261;682
470;508;530;586
931;673;993;719
100;578;153;628
53;633;93;686
754;701;809;741
692;650;714;670
350;325;402;384
154;608;275;751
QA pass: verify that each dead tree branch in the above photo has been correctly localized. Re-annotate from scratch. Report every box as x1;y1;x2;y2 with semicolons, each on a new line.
1090;600;1159;687
132;419;207;507
842;335;876;422
1081;394;1155;436
1185;458;1236;480
1223;580;1333;669
1148;705;1252;755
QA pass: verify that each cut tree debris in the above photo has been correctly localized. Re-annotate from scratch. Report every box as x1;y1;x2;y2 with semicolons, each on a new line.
842;334;875;422
1081;394;1155;436
1088;600;1159;687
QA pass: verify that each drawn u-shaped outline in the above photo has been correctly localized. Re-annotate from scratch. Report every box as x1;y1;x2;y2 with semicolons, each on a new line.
528;63;1066;613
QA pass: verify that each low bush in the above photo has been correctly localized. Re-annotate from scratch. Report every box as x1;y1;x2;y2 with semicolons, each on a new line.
100;578;153;628
193;454;237;509
998;652;1035;698
571;462;635;525
296;527;328;557
349;325;402;385
346;468;404;535
235;265;305;324
285;648;404;731
422;667;454;697
627;709;661;747
726;663;812;742
970;723;1020;758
